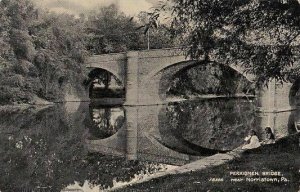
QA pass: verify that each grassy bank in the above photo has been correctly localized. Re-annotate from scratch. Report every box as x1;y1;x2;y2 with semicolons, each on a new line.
119;133;300;192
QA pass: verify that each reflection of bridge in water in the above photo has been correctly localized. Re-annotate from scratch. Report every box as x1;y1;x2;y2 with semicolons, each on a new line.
87;104;200;166
85;101;298;166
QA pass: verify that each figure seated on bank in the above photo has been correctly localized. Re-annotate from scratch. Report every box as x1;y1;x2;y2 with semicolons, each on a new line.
242;130;261;149
261;127;275;145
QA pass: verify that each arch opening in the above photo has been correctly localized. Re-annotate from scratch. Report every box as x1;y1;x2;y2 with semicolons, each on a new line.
154;61;255;101
86;68;125;100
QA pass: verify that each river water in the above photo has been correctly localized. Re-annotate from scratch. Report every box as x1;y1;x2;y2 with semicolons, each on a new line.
0;98;298;191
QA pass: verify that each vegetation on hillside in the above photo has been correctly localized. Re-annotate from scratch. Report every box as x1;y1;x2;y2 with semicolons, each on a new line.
0;0;89;104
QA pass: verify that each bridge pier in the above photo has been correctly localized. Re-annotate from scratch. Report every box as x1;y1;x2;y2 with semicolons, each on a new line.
256;80;295;113
124;52;139;106
256;80;295;137
124;51;172;106
125;107;138;160
257;111;292;138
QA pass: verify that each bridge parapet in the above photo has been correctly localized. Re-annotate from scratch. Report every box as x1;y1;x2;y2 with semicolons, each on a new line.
135;47;185;58
86;52;127;67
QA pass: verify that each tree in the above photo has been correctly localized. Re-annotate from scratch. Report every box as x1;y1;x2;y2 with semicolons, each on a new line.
30;11;88;100
0;0;88;104
85;4;141;54
84;4;179;54
137;11;178;49
157;0;300;86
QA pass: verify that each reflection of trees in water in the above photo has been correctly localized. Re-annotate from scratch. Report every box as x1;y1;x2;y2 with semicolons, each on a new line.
166;99;257;150
0;106;87;191
0;105;158;191
84;154;165;190
89;107;125;139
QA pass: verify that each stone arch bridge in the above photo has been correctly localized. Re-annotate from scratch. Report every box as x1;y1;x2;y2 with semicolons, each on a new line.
86;48;295;113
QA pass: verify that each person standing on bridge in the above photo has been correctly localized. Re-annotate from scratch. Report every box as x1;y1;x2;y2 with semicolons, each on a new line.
242;130;261;149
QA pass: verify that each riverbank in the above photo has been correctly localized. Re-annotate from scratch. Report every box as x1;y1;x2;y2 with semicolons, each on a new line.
0;104;51;113
116;133;300;192
0;94;254;111
0;95;55;112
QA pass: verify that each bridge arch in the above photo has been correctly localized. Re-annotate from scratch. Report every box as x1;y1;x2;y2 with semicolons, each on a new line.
140;60;255;103
87;67;124;85
86;68;125;98
86;52;126;84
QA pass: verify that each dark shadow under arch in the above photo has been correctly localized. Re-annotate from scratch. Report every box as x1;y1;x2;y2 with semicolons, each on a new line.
85;68;125;99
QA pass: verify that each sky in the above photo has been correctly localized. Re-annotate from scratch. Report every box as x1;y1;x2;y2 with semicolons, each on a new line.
34;0;162;16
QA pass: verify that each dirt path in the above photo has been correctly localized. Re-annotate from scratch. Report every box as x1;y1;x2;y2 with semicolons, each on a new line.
110;147;246;191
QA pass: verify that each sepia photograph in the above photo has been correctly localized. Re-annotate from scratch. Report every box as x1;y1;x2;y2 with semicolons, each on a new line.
0;0;299;191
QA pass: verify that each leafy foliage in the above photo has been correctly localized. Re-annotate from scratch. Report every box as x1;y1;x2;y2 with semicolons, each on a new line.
157;0;300;86
84;4;140;54
137;11;179;49
84;4;178;54
0;0;88;104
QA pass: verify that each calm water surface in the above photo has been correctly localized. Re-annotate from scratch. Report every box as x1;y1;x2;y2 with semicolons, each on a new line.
0;98;298;191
